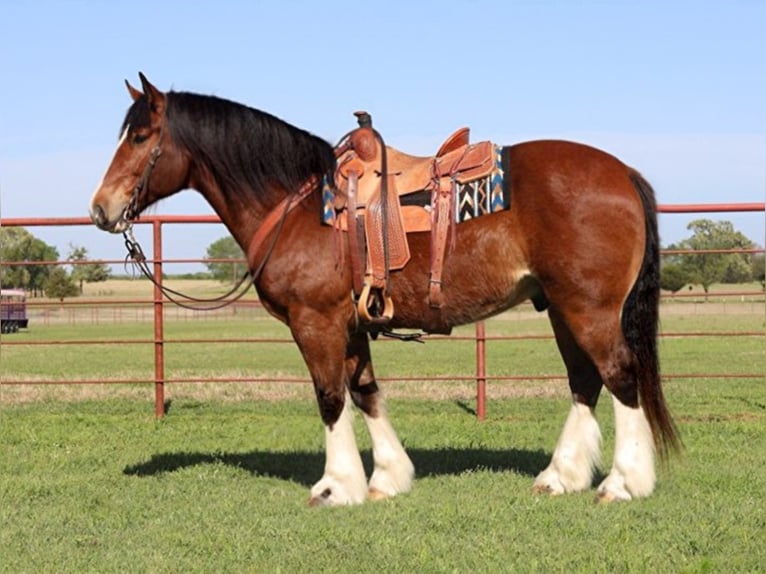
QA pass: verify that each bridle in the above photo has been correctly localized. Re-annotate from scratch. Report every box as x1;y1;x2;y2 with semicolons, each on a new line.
120;124;318;311
119;124;251;311
124;126;164;223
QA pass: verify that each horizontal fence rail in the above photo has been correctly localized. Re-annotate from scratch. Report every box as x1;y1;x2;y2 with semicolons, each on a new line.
2;203;764;418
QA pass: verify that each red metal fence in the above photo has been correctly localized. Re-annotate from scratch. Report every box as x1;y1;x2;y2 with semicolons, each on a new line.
2;203;764;418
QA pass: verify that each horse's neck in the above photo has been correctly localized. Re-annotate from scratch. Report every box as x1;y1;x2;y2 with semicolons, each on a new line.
188;164;269;253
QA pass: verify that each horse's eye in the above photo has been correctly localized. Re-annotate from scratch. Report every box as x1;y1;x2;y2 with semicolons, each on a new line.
132;133;149;145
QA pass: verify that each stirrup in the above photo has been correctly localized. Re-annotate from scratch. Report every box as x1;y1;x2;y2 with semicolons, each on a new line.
357;282;394;325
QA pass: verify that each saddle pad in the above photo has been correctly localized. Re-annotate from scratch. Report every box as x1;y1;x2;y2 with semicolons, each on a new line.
455;145;509;222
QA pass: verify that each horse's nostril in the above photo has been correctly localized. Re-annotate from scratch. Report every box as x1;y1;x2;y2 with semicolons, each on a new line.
91;204;107;227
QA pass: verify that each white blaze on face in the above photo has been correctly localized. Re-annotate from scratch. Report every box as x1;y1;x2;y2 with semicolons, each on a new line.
89;125;131;225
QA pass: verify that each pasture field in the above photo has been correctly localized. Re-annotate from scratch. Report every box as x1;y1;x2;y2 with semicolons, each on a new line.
1;280;764;572
2;384;765;573
1;286;763;397
2;277;764;390
1;309;763;398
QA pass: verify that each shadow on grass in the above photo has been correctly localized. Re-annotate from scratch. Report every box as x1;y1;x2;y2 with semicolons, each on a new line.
123;447;550;487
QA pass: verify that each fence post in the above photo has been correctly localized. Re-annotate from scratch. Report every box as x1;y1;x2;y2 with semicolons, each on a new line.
476;321;486;420
152;220;165;418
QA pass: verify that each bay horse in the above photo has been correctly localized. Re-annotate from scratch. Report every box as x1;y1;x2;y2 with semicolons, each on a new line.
89;74;679;506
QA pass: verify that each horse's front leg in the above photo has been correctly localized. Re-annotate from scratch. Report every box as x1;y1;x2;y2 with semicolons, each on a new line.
290;310;368;507
346;333;414;500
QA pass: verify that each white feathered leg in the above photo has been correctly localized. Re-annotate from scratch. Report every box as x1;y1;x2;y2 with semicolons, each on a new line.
596;395;656;502
309;391;368;506
362;402;414;500
534;400;602;495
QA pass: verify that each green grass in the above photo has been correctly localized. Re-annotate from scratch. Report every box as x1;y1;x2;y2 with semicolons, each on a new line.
1;286;764;571
2;382;765;573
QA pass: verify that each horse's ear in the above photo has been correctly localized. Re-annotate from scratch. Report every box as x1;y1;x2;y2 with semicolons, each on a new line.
138;72;165;115
125;80;143;101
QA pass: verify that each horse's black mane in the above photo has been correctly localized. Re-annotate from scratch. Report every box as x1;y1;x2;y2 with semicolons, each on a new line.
123;91;336;205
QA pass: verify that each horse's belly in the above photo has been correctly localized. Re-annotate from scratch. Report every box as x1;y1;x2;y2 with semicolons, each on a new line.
389;254;539;333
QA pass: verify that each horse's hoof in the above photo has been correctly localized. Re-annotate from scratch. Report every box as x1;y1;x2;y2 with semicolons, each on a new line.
594;491;615;504
532;483;553;495
367;487;390;501
308;487;334;507
308;476;368;507
594;488;631;504
536;486;565;496
532;480;567;496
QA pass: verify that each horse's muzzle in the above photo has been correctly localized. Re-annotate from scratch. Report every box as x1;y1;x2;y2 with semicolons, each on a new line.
90;204;127;233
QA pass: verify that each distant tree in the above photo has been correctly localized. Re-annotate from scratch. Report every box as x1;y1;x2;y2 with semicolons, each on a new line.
672;219;755;298
721;254;754;284
67;244;111;294
204;236;246;283
44;266;79;301
660;262;691;294
0;227;59;296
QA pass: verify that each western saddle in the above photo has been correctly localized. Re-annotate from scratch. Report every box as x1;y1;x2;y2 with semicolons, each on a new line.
327;111;498;329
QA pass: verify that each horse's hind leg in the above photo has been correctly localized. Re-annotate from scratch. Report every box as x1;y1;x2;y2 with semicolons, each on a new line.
596;394;656;502
346;333;414;500
541;306;656;501
533;308;603;495
571;312;656;502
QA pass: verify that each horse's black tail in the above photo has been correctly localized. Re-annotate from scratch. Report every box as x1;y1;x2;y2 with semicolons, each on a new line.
623;170;681;460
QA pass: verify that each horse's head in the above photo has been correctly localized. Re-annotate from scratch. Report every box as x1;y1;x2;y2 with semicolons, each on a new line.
89;73;190;233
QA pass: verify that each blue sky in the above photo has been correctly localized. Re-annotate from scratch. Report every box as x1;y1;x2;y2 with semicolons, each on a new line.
1;1;764;271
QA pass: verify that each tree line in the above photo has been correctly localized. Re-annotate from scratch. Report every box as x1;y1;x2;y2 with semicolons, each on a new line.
2;219;763;301
0;228;110;300
660;219;764;296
